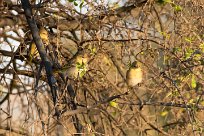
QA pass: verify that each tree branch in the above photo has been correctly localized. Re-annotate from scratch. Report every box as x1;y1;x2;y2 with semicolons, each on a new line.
21;0;58;108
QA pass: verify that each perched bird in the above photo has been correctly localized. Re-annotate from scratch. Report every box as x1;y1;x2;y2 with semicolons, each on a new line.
29;27;49;59
29;42;39;59
59;54;89;79
126;61;143;87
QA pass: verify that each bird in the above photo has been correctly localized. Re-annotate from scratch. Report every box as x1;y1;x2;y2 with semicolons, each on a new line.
126;61;143;87
28;27;49;59
57;54;89;79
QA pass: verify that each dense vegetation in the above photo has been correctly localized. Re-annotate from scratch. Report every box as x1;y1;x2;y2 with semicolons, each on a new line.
0;0;203;135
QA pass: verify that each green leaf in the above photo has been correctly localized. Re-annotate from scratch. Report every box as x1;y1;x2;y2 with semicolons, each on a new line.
200;59;204;65
160;31;170;39
185;37;193;43
68;0;75;2
172;90;179;96
89;46;97;55
76;61;87;78
191;75;197;89
79;1;84;9
74;1;78;6
157;0;165;4
173;47;182;53
79;70;86;78
194;53;201;61
111;111;117;116
185;48;193;59
76;61;85;69
174;5;182;11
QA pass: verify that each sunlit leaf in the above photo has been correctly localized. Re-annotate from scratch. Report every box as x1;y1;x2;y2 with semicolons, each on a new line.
166;92;172;98
89;47;97;55
79;70;86;78
165;0;172;3
109;101;118;108
185;48;193;59
160;31;170;39
76;61;87;78
194;53;201;61
185;37;193;43
188;98;194;104
161;111;168;116
174;5;182;11
172;90;179;96
199;43;204;52
191;75;197;89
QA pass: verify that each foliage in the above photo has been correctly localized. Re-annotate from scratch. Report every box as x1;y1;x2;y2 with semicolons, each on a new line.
0;0;203;135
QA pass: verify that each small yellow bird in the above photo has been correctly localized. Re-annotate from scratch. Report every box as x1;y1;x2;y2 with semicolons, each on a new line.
62;54;89;79
29;27;49;59
29;42;39;59
126;61;143;87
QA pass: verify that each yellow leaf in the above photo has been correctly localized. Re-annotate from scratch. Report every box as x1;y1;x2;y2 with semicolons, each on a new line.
109;101;118;108
191;75;197;89
199;43;204;52
188;99;194;104
160;111;168;116
165;92;172;98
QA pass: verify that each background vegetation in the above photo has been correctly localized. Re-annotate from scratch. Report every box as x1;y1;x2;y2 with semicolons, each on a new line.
0;0;204;135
